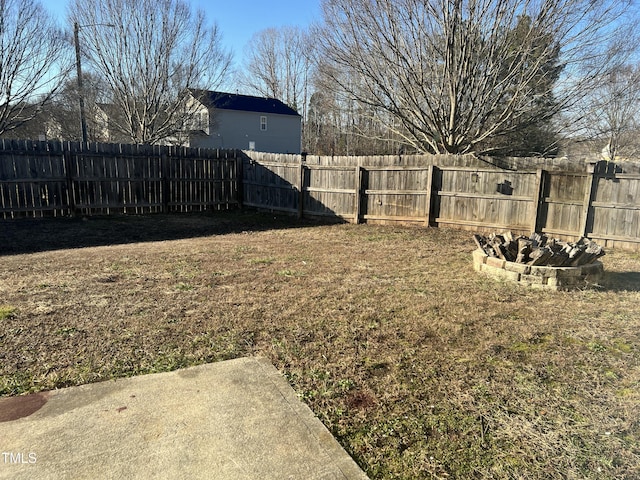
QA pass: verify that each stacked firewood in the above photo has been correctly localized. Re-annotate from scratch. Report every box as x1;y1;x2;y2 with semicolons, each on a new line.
473;232;605;267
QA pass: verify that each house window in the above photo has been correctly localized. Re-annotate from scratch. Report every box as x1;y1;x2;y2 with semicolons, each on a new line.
260;116;267;131
188;111;208;132
199;111;208;131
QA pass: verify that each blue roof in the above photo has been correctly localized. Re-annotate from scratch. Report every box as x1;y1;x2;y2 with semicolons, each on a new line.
190;89;300;117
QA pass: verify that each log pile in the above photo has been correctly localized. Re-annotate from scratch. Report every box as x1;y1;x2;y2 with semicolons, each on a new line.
473;232;605;267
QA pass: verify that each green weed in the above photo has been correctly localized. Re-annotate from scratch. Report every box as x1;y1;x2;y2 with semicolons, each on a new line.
56;327;79;337
249;257;275;265
0;305;17;320
175;282;194;291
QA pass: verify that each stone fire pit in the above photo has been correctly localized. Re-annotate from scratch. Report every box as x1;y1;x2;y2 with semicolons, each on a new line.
473;232;605;291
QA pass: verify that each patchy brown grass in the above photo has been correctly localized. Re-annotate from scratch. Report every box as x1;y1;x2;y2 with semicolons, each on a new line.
1;212;639;479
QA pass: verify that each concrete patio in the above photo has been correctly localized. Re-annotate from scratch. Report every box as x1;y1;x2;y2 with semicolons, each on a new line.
0;357;369;480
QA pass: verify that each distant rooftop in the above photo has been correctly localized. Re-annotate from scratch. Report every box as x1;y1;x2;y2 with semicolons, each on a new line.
189;89;300;117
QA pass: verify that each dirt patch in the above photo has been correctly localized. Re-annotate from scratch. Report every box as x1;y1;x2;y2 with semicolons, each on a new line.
1;212;639;479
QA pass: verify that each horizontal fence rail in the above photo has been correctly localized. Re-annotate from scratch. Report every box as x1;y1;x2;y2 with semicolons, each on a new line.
0;139;241;218
243;152;640;251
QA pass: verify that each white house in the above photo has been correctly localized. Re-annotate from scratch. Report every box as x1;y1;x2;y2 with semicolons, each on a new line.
186;89;302;154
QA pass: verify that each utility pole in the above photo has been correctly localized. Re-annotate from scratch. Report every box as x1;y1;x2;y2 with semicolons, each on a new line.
74;22;88;144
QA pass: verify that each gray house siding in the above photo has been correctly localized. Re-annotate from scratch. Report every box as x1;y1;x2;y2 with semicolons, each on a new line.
187;90;302;154
190;109;301;153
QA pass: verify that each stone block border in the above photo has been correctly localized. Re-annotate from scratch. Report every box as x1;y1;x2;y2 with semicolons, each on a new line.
473;249;603;291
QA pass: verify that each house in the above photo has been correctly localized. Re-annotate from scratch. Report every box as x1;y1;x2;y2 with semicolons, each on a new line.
0;103;69;141
186;89;302;154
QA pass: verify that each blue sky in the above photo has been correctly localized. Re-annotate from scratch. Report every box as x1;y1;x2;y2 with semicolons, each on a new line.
196;0;321;56
40;0;321;59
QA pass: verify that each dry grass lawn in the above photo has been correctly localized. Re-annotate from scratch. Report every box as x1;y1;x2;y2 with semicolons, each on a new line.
1;212;639;479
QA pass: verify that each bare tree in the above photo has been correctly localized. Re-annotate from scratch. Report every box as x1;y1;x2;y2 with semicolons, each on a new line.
239;27;312;113
39;74;111;142
315;0;638;155
309;68;403;155
70;0;232;145
577;64;640;161
0;0;70;136
239;29;281;100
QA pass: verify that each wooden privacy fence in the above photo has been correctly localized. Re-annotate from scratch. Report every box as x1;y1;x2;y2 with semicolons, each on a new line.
0;140;241;218
242;152;640;250
2;142;639;250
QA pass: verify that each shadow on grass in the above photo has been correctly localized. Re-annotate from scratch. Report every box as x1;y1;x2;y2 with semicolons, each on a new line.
0;210;324;256
602;271;640;292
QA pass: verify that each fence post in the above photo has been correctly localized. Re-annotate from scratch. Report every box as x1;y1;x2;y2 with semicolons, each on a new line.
63;144;77;217
297;155;305;219
161;152;170;213
235;150;244;210
354;165;362;224
424;164;434;227
579;167;598;238
531;168;545;233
